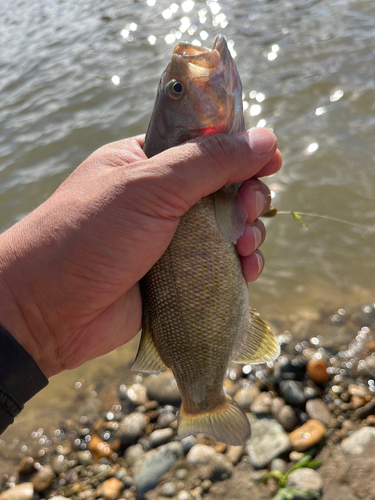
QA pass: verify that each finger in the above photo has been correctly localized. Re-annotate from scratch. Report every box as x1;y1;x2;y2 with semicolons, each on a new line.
240;249;264;283
255;149;282;178
238;179;272;221
236;219;266;257
145;127;277;211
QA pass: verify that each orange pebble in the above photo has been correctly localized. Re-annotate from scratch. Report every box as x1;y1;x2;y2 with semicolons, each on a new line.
306;358;330;384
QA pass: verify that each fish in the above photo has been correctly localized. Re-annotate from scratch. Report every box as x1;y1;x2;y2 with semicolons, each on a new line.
132;34;280;445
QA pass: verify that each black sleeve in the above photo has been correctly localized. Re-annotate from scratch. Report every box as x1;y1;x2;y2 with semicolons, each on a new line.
0;325;48;434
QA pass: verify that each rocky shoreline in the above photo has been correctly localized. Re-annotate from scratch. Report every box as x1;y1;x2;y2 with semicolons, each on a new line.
1;301;375;500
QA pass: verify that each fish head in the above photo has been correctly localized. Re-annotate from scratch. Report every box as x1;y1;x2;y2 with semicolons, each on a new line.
144;35;245;157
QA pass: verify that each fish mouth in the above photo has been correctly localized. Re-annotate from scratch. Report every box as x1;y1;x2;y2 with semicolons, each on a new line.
172;34;228;70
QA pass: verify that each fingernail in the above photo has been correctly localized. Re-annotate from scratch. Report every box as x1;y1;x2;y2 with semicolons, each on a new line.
248;127;276;155
249;224;263;249
255;250;264;274
255;190;268;216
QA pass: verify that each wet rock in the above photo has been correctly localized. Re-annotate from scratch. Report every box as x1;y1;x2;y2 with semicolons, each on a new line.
125;444;145;468
348;384;368;398
88;434;113;459
289;420;325;452
56;440;72;456
276;405;299;432
273;355;306;382
271;397;285;418
226;445;244;464
178;491;192;500
304;386;319;400
96;477;123;500
306;359;330;384
187;444;216;464
51;454;68;474
354;398;375;419
126;383;148;406
286;468;323;499
119;412;149;445
175;469;188;481
250;392;272;414
245;414;291;469
147;373;181;406
149;428;174;447
77;450;92;466
279;381;306;406
0;483;34;500
18;456;36;476
133;442;183;498
157;412;177;429
233;385;260;409
341;426;375;455
180;435;197;454
161;482;177;497
306;399;332;426
31;464;55;492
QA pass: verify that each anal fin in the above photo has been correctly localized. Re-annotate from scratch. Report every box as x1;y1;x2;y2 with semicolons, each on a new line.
131;302;168;374
233;310;280;364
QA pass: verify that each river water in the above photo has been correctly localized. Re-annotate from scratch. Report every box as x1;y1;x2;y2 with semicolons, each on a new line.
0;0;374;449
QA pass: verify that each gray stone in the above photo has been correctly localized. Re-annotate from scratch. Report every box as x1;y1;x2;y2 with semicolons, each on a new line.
233;385;260;410
306;399;332;426
270;458;288;473
175;468;188;481
250;392;272;414
180;435;197;454
161;482;177;497
133;442;184;499
119;412;149;445
341;426;375;455
271;397;286;418
276;405;299;432
245;414;291;469
124;444;145;468
279;380;306;406
149;428;174;447
1;483;34;500
147;373;181;406
286;468;323;499
157;412;177;428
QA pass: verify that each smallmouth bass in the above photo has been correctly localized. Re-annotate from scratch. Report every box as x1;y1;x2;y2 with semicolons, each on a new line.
132;35;280;445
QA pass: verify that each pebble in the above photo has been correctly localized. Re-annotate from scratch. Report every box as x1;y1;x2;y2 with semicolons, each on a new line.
124;444;145;468
161;482;177;497
18;456;36;475
0;483;34;500
250;392;272;414
354;398;375;419
245;414;291;469
187;444;216;464
88;434;113;460
175;469;188;481
289;451;305;462
133;442;183;499
289;420;326;452
56;440;73;456
31;465;55;492
279;380;306;406
96;477;123;500
270;458;288;473
180;435;197;454
305;399;332;426
306;359;330;384
341;426;375;455
276;405;299;432
233;385;260;409
226;445;244;464
286;468;323;499
119;412;149;445
51;454;68;474
149;428;174;447
271;397;285;418
207;453;233;481
157;412;177;428
77;450;93;466
348;384;368;397
126;383;148;406
178;491;192;500
362;355;375;378
201;479;212;492
147;372;181;406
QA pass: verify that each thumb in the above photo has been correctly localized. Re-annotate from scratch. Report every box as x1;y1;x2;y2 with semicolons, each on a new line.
146;127;277;211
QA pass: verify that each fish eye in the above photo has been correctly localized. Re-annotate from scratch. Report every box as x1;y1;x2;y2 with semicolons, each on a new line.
164;79;184;100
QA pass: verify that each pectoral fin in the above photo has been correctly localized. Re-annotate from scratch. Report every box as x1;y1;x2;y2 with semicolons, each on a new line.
213;184;248;243
131;302;168;373
233;310;280;364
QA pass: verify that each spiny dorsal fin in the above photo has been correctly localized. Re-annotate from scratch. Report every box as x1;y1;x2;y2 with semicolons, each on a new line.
213;184;247;243
232;310;280;364
131;302;168;374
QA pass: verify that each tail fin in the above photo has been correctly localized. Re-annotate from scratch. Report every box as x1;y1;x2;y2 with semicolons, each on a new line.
178;394;250;445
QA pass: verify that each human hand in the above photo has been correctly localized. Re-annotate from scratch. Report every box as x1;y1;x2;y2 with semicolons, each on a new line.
0;128;281;378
